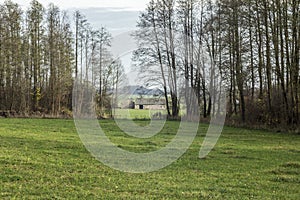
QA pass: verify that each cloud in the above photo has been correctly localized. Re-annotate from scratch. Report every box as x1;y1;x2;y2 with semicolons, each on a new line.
68;7;141;35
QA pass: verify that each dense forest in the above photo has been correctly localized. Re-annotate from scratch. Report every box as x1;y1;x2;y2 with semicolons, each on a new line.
0;0;299;130
0;0;121;117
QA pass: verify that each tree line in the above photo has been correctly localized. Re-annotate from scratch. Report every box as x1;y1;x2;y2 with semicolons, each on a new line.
0;0;122;117
133;0;299;129
0;0;299;130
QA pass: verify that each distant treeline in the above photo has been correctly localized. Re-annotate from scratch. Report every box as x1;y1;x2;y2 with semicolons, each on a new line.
0;0;122;117
0;0;299;131
133;0;299;130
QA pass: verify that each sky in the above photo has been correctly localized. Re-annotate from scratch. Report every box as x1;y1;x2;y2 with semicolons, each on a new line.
13;0;149;34
13;0;149;11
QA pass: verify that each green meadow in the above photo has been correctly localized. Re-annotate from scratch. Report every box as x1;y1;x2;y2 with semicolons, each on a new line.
0;118;299;199
112;109;168;119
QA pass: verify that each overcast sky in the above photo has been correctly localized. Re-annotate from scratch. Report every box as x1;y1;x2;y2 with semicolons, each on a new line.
13;0;148;11
13;0;149;34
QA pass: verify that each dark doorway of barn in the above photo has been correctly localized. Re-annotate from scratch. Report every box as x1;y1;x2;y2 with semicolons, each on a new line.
139;105;144;110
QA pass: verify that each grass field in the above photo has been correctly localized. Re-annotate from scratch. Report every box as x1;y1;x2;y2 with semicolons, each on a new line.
0;118;299;199
112;109;168;119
